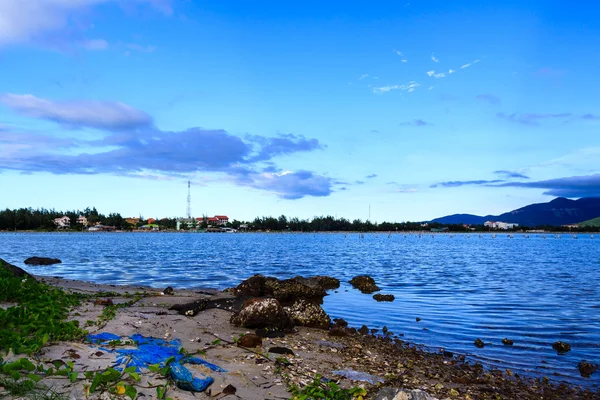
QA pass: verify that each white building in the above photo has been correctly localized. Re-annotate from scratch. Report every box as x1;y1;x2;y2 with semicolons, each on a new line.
53;216;71;229
484;221;518;230
76;215;88;226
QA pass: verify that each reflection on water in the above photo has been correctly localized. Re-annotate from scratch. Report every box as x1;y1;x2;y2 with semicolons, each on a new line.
1;232;599;386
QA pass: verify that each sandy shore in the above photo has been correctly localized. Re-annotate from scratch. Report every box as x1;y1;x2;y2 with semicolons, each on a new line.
1;275;598;400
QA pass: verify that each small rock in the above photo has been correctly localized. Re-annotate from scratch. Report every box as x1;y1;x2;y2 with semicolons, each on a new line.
358;325;369;335
578;360;597;378
502;338;514;346
94;298;114;306
552;341;571;353
443;350;454;358
255;327;285;338
416;317;421;322
237;333;262;348
24;256;61;266
329;327;349;337
163;286;174;295
333;318;348;327
268;346;294;355
349;275;380;294
223;384;236;395
474;338;485;348
372;387;438;400
169;299;208;316
373;294;395;302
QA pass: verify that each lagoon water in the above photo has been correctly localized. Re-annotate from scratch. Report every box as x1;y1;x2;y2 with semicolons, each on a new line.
1;232;599;387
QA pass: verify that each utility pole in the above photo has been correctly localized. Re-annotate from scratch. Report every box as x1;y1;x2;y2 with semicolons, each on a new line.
186;181;192;219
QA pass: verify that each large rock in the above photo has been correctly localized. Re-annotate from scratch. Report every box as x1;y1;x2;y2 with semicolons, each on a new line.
373;388;438;400
0;258;34;279
230;298;294;331
349;275;380;294
233;274;335;304
285;299;331;329
24;256;61;266
265;278;326;303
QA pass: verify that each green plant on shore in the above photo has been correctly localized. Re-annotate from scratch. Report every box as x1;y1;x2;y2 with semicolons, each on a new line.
289;375;366;400
96;296;142;327
0;261;87;355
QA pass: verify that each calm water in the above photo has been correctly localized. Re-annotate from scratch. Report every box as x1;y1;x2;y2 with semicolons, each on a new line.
1;232;599;387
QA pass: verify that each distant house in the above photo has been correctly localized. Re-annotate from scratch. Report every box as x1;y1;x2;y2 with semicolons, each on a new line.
125;217;140;226
76;215;88;226
147;218;156;224
53;216;70;230
88;225;116;232
215;215;229;226
207;217;219;226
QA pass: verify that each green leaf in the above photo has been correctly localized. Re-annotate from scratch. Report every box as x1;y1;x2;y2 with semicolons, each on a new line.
124;366;137;374
129;372;140;382
125;384;137;399
27;373;41;383
41;332;49;345
69;371;78;383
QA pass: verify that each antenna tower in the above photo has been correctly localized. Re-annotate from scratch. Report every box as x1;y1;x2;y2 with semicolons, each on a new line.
186;181;192;218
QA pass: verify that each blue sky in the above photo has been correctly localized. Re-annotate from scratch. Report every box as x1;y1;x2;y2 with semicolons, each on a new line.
1;0;599;222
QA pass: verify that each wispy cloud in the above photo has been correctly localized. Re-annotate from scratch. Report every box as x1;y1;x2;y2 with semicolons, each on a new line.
497;112;572;126
494;170;529;179
400;119;432;127
582;114;600;120
476;94;501;105
366;174;377;179
430;179;504;188
431;54;439;63
461;59;480;69
393;49;403;56
79;39;108;51
433;73;446;79
426;70;435;77
0;93;153;130
125;43;157;54
359;74;369;80
372;81;420;94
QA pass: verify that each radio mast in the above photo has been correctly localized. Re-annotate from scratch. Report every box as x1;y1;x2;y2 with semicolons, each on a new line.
186;181;192;219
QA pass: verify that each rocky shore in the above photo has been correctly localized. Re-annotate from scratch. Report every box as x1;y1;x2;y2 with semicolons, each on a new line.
0;261;598;399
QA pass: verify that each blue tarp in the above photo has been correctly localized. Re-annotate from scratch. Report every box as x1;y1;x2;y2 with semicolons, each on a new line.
87;333;225;392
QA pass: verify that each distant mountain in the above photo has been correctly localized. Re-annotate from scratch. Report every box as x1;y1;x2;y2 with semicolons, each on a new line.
580;217;600;227
431;197;600;226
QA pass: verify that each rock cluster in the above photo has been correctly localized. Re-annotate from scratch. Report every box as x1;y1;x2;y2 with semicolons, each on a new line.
232;274;337;303
349;275;380;294
230;274;339;332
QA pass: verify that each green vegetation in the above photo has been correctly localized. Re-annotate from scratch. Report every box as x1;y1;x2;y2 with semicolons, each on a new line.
579;216;600;227
0;260;86;354
290;375;366;400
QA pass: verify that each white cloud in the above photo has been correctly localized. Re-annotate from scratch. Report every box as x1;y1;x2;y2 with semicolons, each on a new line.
426;70;435;77
359;74;369;80
393;49;403;56
433;73;446;79
431;54;439;63
448;69;456;74
0;0;172;47
461;63;472;69
401;59;408;63
397;187;417;193
79;38;108;50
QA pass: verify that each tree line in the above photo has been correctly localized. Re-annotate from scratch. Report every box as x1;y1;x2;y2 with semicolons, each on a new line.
0;207;597;232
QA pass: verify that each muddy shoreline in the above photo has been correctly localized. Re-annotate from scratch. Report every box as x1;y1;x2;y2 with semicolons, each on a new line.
1;273;599;399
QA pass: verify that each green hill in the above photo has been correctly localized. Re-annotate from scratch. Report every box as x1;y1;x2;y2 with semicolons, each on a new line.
580;217;600;227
